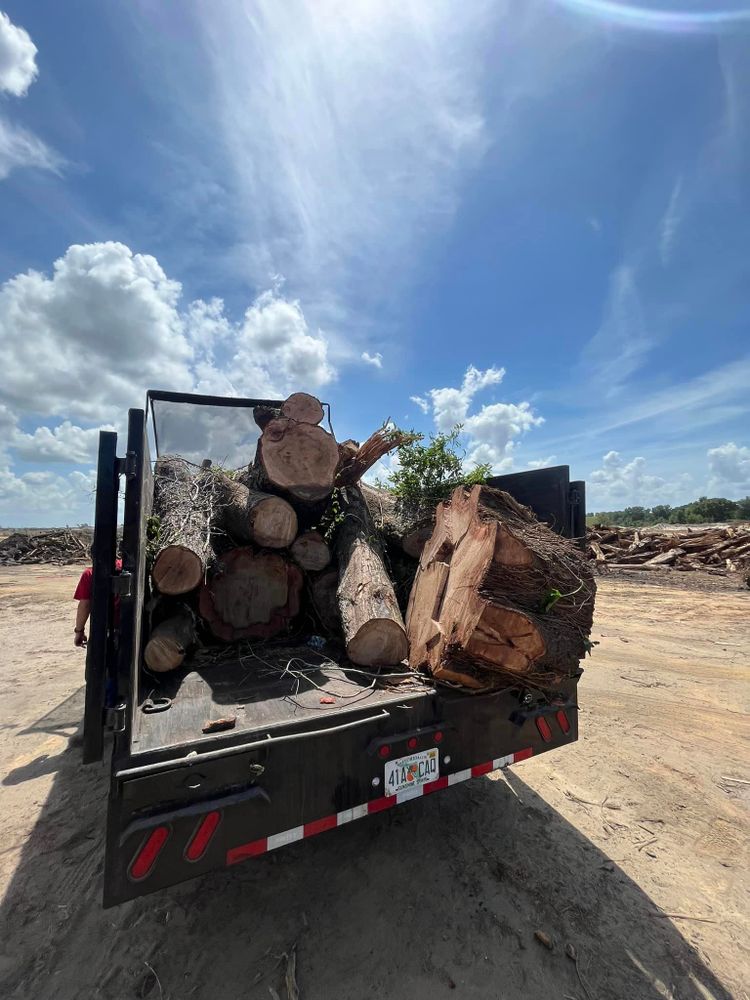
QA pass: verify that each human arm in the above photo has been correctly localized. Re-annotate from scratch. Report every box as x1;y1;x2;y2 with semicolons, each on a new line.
74;599;91;646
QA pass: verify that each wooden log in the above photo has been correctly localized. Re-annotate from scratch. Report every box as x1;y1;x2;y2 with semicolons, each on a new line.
361;483;436;559
407;485;596;689
144;610;195;672
199;547;303;642
213;472;298;548
151;456;213;595
335;426;416;488
281;392;325;425
258;417;339;503
644;548;685;566
334;486;408;666
291;530;332;571
308;567;341;636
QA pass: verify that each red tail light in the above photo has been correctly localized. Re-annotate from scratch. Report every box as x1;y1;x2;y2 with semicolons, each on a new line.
556;710;571;735
536;716;553;743
185;811;221;862
378;745;391;759
407;737;418;750
434;731;444;744
129;826;170;880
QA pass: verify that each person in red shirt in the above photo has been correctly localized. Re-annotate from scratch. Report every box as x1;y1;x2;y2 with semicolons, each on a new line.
73;559;122;646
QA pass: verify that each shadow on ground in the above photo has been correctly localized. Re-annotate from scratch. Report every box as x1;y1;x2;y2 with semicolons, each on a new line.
0;692;733;1000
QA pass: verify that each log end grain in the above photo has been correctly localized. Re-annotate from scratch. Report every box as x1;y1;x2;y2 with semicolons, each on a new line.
281;392;325;425
152;545;204;595
347;618;409;667
291;530;332;571
251;495;298;548
260;418;340;502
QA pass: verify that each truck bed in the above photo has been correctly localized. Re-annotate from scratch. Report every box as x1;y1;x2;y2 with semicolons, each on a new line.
132;643;434;754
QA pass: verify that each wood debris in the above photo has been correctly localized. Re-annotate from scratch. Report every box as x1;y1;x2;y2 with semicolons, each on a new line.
586;523;750;577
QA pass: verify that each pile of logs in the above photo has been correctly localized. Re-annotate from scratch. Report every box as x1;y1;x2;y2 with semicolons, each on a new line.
0;528;93;565
587;524;750;576
144;391;597;690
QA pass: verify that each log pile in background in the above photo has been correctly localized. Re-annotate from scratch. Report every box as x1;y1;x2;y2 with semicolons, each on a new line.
0;528;93;565
587;524;750;576
143;389;597;690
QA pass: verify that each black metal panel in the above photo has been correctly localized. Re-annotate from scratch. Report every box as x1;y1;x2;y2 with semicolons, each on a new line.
147;389;284;408
570;480;586;540
83;431;119;764
488;465;571;536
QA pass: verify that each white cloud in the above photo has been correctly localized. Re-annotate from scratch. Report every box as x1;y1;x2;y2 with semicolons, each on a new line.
0;11;37;97
659;175;683;265
11;422;111;464
0;118;62;179
0;466;96;524
589;450;682;508
583;265;652;391
361;351;383;369
707;442;750;493
429;365;505;432
410;395;430;414
527;455;557;469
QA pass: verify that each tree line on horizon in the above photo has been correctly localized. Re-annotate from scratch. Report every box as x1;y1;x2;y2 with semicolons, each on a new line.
588;495;750;528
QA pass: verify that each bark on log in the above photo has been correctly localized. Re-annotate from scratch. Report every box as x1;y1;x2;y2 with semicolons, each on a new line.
199;547;303;642
144;610;195;672
334;486;408;666
361;484;436;558
213;472;298;548
291;530;332;571
308;567;341;636
258;417;339;503
407;485;596;689
151;456;214;595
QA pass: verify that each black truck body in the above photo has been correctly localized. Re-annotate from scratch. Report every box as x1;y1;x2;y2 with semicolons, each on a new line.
84;391;587;907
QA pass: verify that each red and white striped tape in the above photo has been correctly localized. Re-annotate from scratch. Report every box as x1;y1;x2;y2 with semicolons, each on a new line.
226;747;533;865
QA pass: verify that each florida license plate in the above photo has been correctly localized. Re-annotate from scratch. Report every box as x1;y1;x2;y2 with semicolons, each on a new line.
384;748;439;797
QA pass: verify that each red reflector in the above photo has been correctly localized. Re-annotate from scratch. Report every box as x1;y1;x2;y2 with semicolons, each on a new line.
185;811;221;862
407;737;418;750
536;716;553;743
129;826;169;880
378;745;391;759
434;731;443;744
556;709;571;735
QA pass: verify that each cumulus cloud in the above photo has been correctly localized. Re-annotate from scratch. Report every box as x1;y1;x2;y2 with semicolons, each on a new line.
589;450;674;507
429;365;505;432
707;442;750;492
0;466;96;523
528;455;557;469
415;365;542;473
0;241;337;522
361;351;383;369
0;11;38;97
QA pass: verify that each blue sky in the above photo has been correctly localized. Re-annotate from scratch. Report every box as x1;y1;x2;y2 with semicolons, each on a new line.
0;1;749;526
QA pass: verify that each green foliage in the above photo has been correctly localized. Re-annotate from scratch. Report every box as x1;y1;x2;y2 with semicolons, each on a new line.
588;496;750;527
317;488;346;542
377;426;491;502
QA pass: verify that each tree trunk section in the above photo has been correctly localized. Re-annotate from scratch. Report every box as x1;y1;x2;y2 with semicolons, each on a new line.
214;472;298;548
258;417;339;503
407;485;596;689
334;486;408;666
308;567;341;636
281;392;325;424
291;530;332;571
199;547;303;641
144;610;195;672
361;484;436;558
151;456;213;595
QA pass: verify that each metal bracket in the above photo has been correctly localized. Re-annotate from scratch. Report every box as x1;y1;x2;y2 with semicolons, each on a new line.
116;451;137;480
105;703;127;733
111;571;133;598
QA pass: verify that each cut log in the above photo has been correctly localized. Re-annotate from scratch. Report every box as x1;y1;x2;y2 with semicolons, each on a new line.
281;392;325;425
291;530;332;571
213;472;298;548
258;417;339;503
199;547;303;642
144;610;195;672
308;567;341;636
361;483;436;558
151;456;214;595
407;485;596;689
335;426;417;488
334;486;408;666
644;548;684;566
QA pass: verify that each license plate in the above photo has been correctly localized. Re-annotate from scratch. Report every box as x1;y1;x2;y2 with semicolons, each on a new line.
384;748;439;797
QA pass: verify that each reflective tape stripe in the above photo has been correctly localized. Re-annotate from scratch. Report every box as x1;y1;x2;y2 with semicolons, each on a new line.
226;749;533;865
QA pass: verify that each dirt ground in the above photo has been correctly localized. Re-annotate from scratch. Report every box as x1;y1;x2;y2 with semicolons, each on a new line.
0;566;747;1000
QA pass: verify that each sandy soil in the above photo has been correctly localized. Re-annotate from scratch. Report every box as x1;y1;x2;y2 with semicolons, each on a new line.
0;566;747;1000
